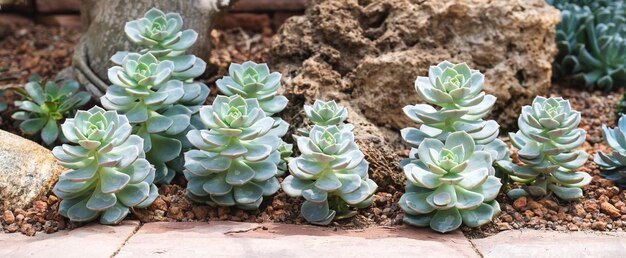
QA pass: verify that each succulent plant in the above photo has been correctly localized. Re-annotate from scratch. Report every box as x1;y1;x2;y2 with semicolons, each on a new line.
183;95;282;209
12;79;90;145
508;96;591;200
52;106;158;224
399;132;502;233
216;61;288;116
401;61;498;146
124;8;197;58
277;142;293;176
282;125;377;225
594;115;626;188
297;100;354;136
550;0;626;91
101;52;196;182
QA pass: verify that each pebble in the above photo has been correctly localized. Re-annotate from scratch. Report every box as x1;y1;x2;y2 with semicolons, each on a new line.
600;202;621;218
3;210;15;224
513;197;527;210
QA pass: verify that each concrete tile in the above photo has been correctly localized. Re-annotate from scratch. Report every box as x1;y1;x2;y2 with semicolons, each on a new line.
471;230;626;258
0;221;140;258
117;222;478;258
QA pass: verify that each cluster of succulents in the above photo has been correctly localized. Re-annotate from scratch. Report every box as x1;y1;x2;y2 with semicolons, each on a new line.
282;100;377;225
13;78;90;146
400;61;505;232
549;0;626;91
507;96;591;200
52;107;158;224
102;8;208;183
183;95;282;209
401;61;511;172
216;61;290;173
400;132;502;233
595;115;626;188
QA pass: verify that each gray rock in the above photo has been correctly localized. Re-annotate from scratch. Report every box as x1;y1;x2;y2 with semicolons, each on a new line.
0;130;65;211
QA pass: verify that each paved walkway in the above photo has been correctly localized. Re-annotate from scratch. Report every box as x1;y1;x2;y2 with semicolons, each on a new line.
1;221;624;258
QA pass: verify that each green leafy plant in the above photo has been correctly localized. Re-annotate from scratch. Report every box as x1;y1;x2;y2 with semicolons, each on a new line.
216;61;288;116
216;61;291;174
508;96;591;200
401;61;510;171
102;8;209;184
52;106;158;224
282;125;377;225
183;95;282;209
549;0;626;91
13;79;90;145
283;100;377;225
399;132;502;233
594;115;626;188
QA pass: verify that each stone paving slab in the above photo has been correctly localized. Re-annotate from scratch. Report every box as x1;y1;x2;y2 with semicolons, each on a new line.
0;221;140;258
116;222;478;258
471;230;626;258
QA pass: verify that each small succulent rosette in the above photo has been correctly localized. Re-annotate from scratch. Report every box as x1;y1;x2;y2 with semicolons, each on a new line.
282;125;377;225
183;95;282;210
402;61;498;146
216;61;288;116
399;132;502;233
13;79;90;145
595;115;626;188
52;107;158;224
508;96;591;200
297;100;354;136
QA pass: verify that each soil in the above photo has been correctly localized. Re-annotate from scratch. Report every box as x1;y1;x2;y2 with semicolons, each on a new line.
2;24;626;238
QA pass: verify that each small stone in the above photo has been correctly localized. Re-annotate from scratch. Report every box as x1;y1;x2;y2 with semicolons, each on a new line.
168;206;183;220
3;210;15;224
538;199;559;211
583;200;599;213
15;214;25;224
600;202;621;218
6;223;18;233
567;223;579;231
20;223;35;236
513;197;527;210
497;223;512;230
527;200;542;210
574;204;587;217
592;221;608;230
192;206;209;221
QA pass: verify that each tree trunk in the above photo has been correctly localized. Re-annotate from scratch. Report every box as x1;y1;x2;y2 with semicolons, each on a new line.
72;0;235;97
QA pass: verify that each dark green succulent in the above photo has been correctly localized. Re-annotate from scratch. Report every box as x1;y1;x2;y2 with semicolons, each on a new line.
13;79;90;145
550;0;626;91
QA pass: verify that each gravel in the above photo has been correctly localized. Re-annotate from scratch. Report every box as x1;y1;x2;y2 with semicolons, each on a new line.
2;24;626;237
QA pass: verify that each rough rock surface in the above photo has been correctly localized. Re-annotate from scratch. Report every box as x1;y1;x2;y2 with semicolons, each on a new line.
269;0;560;133
0;130;66;211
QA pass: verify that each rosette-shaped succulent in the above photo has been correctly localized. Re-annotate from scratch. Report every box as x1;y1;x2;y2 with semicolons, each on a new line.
402;61;498;146
52;107;158;224
102;52;195;183
184;95;282;209
277;142;293;176
553;4;591;78
282;125;377;225
508;96;591;200
124;8;197;57
216;61;288;116
399;132;502;233
13;79;90;145
298;100;354;136
594;115;626;188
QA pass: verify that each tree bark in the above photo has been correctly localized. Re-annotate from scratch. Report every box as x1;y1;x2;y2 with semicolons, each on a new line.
72;0;235;97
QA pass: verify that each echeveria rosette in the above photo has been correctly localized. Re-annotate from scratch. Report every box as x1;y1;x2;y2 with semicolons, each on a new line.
282;125;378;225
124;8;197;58
401;61;498;146
508;96;591;200
216;61;288;116
51;107;158;225
553;4;592;78
594;115;626;188
102;52;195;183
183;95;282;210
13;79;90;145
399;132;502;233
298;100;354;136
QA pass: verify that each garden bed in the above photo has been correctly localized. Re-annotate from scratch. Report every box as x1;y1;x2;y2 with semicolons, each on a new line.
1;24;625;237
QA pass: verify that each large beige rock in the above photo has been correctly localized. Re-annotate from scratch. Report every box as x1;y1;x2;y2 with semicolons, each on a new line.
0;130;66;211
270;0;560;131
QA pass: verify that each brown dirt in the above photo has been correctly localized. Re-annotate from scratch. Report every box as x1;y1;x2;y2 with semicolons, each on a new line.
2;23;626;238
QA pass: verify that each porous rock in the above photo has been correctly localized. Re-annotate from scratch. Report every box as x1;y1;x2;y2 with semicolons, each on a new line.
269;0;560;132
0;130;65;211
